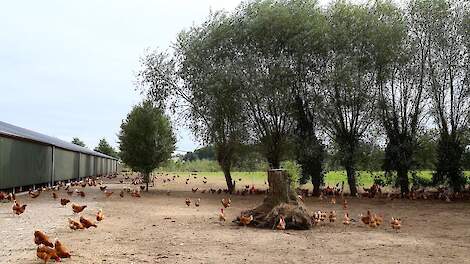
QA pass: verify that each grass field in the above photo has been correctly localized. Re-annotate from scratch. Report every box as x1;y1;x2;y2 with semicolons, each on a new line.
161;170;470;189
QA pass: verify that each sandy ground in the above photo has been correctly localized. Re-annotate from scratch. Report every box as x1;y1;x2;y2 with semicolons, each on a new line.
1;173;470;264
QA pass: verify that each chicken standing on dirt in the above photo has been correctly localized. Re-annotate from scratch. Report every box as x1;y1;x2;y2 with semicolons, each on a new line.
34;230;54;247
68;218;84;230
185;198;191;206
29;190;40;198
276;215;286;230
369;218;378;228
60;198;70;206
360;210;372;225
329;211;337;223
12;200;27;215
221;198;231;208
76;189;86;197
240;214;253;226
195;198;200;207
218;208;226;223
96;209;104;221
72;204;87;214
54;239;71;258
343;213;350;226
373;214;384;226
391;217;401;231
36;245;60;264
80;216;97;228
7;192;16;201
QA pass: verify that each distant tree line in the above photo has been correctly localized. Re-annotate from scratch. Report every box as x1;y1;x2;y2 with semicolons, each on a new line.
137;0;469;195
71;137;120;159
182;137;470;172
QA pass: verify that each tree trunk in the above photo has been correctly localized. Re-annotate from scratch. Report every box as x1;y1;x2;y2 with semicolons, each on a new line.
268;157;280;169
144;172;149;192
397;168;409;195
222;165;234;193
311;170;322;197
216;143;235;193
236;169;312;229
345;165;357;196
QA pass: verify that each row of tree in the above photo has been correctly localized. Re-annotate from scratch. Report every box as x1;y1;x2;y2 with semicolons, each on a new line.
181;133;470;172
71;137;119;158
137;0;469;195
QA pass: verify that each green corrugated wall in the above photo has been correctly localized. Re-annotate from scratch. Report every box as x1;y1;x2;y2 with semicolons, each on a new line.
88;155;95;177
54;148;79;181
104;159;109;174
0;135;117;189
79;154;87;178
0;137;52;189
95;156;101;175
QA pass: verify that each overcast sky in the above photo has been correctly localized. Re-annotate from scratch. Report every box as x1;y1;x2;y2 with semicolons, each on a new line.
0;0;337;153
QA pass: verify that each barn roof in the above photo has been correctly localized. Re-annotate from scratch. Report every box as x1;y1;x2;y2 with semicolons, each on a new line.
0;120;116;160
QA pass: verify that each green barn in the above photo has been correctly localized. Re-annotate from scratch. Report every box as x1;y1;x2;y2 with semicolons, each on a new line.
0;121;118;191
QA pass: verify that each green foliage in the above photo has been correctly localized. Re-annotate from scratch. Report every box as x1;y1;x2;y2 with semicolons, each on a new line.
227;0;328;168
410;171;433;187
182;146;215;161
414;132;438;170
233;144;269;171
410;0;470;191
281;160;302;188
119;101;176;175
138;0;470;192
71;137;86;147
94;138;118;158
433;134;466;191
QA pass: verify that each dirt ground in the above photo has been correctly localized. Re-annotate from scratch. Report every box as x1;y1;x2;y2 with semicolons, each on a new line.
1;173;470;264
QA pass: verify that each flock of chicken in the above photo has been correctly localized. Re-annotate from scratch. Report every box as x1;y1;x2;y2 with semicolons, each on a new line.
171;173;403;231
0;172;426;263
1;174;146;263
309;197;402;231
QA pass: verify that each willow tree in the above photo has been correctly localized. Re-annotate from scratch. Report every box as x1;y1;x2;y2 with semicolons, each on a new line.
318;1;378;196
227;0;330;229
373;0;426;195
137;13;246;192
415;0;470;192
175;12;247;192
230;0;327;171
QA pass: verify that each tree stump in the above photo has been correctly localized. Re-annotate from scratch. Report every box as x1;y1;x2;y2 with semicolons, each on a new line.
235;169;312;229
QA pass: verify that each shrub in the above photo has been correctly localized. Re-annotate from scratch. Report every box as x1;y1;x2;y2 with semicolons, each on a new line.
281;160;302;188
